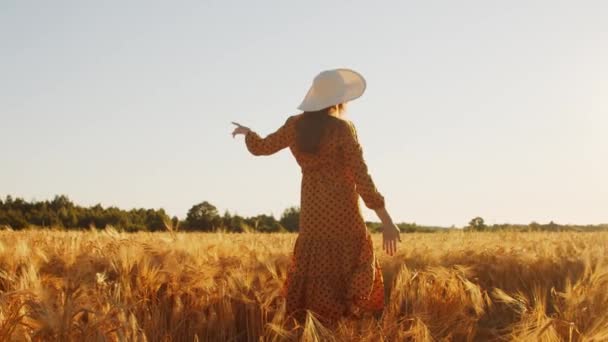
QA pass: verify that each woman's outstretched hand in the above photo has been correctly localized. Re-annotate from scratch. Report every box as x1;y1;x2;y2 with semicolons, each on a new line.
231;122;251;138
381;223;401;256
374;207;401;256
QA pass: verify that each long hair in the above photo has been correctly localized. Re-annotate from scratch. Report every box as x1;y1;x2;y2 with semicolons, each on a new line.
295;104;344;154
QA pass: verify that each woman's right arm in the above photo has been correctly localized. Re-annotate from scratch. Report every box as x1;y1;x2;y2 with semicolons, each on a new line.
232;116;295;156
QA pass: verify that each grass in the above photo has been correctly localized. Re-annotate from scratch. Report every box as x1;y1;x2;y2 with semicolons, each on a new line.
0;229;606;341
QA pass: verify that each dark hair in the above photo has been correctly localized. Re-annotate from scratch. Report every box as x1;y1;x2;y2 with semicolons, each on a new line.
295;104;344;154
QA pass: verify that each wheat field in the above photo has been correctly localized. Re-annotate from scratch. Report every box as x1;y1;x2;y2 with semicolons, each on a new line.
0;229;606;341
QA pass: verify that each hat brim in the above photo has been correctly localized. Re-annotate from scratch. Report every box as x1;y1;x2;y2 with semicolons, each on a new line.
298;68;367;112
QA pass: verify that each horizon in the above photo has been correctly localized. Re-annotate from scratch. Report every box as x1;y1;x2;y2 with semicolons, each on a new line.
1;193;606;228
1;1;607;227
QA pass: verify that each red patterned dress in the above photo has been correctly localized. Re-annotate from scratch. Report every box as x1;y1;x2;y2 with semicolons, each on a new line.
245;114;385;324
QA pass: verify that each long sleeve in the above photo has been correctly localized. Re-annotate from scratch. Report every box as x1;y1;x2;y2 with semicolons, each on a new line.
245;116;296;156
342;121;385;210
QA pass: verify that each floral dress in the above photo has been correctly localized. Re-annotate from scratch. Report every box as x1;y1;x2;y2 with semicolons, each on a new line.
245;114;385;324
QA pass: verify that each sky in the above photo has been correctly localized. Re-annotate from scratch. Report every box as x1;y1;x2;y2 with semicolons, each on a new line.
1;1;606;227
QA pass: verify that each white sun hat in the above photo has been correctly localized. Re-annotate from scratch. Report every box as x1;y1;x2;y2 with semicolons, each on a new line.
297;68;367;112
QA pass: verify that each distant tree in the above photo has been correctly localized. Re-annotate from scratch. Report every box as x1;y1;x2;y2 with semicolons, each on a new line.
185;201;221;231
247;214;283;232
397;222;416;233
220;211;247;232
546;221;559;231
467;217;487;231
280;206;300;232
171;216;180;229
3;209;28;229
529;221;540;231
224;211;248;232
145;209;170;232
50;195;73;212
58;206;78;228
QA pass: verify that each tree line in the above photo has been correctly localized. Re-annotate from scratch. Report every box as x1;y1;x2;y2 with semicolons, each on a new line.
461;216;608;233
0;195;299;232
0;195;605;233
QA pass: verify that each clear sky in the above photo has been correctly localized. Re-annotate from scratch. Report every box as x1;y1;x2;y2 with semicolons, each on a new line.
1;1;606;226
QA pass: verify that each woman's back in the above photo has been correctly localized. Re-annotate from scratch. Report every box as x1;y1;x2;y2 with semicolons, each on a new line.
245;113;385;215
290;113;349;179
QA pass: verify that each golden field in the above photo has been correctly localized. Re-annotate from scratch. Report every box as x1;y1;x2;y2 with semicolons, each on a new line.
0;229;606;341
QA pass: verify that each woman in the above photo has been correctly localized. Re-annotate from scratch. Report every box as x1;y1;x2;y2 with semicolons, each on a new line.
231;68;401;325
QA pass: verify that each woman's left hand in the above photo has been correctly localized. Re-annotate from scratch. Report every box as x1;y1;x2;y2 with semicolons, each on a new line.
381;222;401;256
231;122;251;138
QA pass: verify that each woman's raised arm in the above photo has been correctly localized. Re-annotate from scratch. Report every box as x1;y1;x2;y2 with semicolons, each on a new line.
232;116;296;156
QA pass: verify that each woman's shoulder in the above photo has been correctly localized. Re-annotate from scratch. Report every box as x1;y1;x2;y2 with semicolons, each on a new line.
285;113;303;125
333;117;356;136
285;113;354;138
